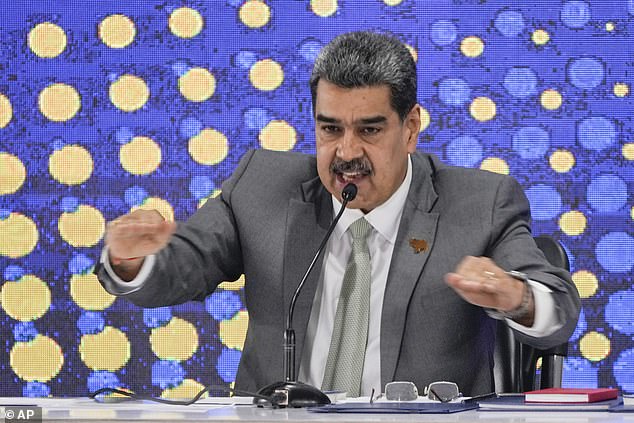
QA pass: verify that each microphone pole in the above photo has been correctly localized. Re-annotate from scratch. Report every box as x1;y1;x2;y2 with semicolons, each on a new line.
255;183;358;408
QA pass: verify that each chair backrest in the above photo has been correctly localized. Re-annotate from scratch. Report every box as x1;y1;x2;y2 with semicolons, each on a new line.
493;235;570;393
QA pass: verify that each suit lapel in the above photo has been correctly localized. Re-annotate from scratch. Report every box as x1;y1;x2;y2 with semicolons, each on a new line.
282;177;332;373
380;153;440;386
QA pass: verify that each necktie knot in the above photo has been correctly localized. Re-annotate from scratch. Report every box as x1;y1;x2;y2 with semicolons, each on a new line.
349;218;372;241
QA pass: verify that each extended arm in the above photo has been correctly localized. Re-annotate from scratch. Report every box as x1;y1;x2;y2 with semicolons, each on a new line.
444;176;580;349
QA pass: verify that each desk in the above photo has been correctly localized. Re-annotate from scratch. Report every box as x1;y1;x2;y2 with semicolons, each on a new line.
2;397;634;422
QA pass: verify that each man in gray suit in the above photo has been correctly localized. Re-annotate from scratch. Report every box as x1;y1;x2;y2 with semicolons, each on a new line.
97;31;580;397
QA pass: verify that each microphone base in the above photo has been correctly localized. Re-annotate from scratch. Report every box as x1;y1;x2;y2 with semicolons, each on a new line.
254;381;331;408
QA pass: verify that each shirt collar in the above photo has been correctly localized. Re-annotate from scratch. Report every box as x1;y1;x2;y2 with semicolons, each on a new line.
331;155;413;244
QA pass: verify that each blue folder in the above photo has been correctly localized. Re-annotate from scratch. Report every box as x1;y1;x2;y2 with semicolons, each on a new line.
606;404;634;413
308;402;477;414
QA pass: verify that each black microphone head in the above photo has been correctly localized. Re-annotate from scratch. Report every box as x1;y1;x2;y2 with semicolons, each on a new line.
341;183;358;202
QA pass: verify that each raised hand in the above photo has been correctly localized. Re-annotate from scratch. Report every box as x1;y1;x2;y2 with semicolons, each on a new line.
105;209;177;280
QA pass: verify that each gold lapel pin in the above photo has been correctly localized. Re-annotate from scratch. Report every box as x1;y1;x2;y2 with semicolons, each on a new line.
409;238;428;254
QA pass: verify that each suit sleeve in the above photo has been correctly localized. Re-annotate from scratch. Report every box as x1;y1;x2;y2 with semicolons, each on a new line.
488;176;581;349
94;150;257;308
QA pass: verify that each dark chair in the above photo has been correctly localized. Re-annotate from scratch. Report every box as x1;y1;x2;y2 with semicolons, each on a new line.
493;235;570;393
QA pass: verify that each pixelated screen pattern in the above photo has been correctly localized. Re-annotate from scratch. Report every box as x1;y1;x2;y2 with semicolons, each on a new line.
1;0;633;397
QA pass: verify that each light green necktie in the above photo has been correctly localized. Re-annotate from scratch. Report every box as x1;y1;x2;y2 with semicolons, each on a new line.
322;217;372;397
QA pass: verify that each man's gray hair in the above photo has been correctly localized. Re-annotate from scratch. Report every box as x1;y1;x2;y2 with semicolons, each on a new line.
310;31;417;121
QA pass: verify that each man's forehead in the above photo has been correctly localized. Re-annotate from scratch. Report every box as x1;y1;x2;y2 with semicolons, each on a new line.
315;80;391;96
314;81;395;118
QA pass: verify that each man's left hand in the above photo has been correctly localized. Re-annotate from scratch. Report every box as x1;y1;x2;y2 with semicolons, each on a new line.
444;256;534;325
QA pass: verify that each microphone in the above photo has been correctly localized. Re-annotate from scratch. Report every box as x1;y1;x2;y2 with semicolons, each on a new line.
254;183;358;408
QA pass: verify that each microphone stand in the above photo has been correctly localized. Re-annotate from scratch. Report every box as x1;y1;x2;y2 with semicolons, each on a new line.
254;184;357;408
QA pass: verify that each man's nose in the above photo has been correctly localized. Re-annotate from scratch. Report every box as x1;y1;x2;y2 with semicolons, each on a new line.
336;131;364;162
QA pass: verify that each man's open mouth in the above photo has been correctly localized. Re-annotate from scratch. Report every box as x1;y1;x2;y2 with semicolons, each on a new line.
336;171;370;184
330;158;372;187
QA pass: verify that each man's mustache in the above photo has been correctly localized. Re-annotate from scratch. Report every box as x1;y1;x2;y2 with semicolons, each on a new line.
329;158;373;175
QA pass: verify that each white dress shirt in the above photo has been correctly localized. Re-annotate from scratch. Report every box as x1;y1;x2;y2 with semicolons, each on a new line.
103;155;562;396
297;156;561;396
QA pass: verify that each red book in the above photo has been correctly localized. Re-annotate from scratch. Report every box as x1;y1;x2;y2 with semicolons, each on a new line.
524;387;618;403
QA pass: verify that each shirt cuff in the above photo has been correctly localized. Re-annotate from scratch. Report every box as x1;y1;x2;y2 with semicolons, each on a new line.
100;247;156;295
505;280;563;337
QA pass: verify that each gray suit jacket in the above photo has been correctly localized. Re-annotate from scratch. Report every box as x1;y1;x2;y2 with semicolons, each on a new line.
97;149;580;396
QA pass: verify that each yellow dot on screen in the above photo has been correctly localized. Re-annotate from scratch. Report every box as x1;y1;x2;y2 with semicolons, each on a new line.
58;205;105;247
0;153;26;194
470;97;496;122
559;210;586;236
161;379;208;399
219;274;246;291
179;67;216;102
0;93;13;128
109;74;149;112
70;273;116;311
311;0;338;17
419;107;430;132
150;317;199;361
549;149;575;173
131;197;174;222
531;29;550;46
249;59;284;91
169;7;204;38
623;143;634;160
239;0;270;28
383;0;404;5
198;192;217;207
1;275;50;321
480;157;509;175
460;36;484;58
405;44;418;62
79;326;130;371
38;83;81;122
540;89;563;110
120;136;161;175
614;83;629;98
259;120;296;151
606;22;615;32
188;128;228;165
631;206;634;221
99;14;136;48
197;189;222;209
579;331;610;362
10;335;63;382
28;22;67;58
219;310;249;351
49;145;93;185
572;270;598;299
0;213;38;258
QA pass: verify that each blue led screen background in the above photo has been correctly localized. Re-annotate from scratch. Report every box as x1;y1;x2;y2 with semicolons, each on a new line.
0;0;633;397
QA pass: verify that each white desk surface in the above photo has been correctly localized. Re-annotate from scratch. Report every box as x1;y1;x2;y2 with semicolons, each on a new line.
2;396;634;422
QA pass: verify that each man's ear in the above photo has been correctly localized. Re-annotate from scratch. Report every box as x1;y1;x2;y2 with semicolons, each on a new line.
405;104;421;153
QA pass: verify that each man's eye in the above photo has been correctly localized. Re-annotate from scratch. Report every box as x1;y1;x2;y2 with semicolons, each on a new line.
361;127;380;135
322;125;341;133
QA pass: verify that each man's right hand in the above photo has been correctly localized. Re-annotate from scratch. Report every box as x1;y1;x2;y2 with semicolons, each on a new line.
105;209;177;281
